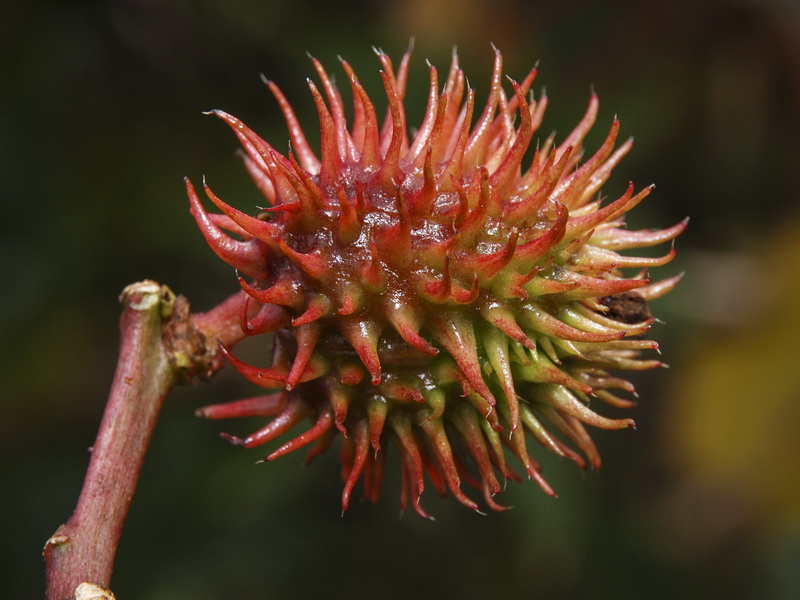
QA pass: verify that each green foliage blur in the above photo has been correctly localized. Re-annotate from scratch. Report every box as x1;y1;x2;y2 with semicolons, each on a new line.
2;0;799;598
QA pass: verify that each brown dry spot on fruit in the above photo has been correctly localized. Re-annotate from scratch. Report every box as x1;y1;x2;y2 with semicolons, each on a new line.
600;291;652;325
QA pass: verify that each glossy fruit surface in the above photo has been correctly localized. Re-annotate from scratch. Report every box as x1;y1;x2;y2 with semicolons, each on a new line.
189;48;684;515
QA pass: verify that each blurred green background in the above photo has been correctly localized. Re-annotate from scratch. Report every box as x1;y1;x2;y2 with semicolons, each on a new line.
3;0;800;598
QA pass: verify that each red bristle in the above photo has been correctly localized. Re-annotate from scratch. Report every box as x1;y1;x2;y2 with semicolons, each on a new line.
451;403;502;497
335;280;363;316
518;302;624;343
378;376;425;404
425;91;450;170
515;354;595;396
551;272;650;301
397;461;410;513
326;381;352;436
186;178;269;279
268;403;334;460
341;419;370;511
495;268;542;300
240;396;306;448
196;392;286;420
265;79;321;174
240;153;277;205
285;322;321;390
483;324;520;430
638;272;684;300
556;91;599;162
429;312;496;411
567;303;653;336
359;239;386;292
524;273;579;297
285;150;329;212
405;63;440;165
260;148;312;213
593;217;689;251
436;90;475;192
419;418;480;511
304;429;336;465
572;245;677;272
482;484;509;512
493;85;515;151
339;317;383;385
506;146;573;226
240;300;291;336
578;137;634;203
566;183;651;242
377;189;412;263
291;293;333;326
489;80;533;198
385;301;439;356
335;361;366;386
218;342;287;389
410;64;439;164
440;61;465;157
207;212;252;238
367;449;388;504
202;180;282;246
377;70;404;190
238;274;303;311
390;415;427;512
480;303;536;349
539;384;635;431
210;109;279;167
290;352;330;384
339;58;366;150
258;201;301;215
277;239;330;282
456;167;491;244
309;54;354;162
539;406;603;469
307;79;343;190
335;187;362;246
367;397;388;453
415;146;437;218
507;66;538;113
463;48;503;169
212;111;307;207
556;119;621;210
421;254;453;303
450;273;481;305
419;443;448;498
376;51;408;153
595;390;638;409
527;464;558;498
459;227;519;280
442;86;474;166
518;404;581;466
529;95;550;144
501;411;541;472
509;202;568;271
354;181;366;217
350;76;381;170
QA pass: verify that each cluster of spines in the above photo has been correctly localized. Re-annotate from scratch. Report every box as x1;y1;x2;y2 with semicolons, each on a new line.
188;46;685;515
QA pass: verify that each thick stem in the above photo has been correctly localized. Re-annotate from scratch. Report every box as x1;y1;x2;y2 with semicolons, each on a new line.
43;283;246;600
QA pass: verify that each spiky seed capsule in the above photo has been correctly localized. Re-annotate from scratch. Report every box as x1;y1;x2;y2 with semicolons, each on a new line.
189;47;685;517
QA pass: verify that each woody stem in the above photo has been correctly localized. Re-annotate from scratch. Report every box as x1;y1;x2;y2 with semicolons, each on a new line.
43;282;245;600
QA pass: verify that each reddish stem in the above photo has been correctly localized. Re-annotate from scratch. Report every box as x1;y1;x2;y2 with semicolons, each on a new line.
43;282;246;600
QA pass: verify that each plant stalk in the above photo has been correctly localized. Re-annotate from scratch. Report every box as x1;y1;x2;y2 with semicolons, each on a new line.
43;282;245;600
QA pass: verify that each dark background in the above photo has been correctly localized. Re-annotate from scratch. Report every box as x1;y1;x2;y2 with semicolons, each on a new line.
3;0;800;598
